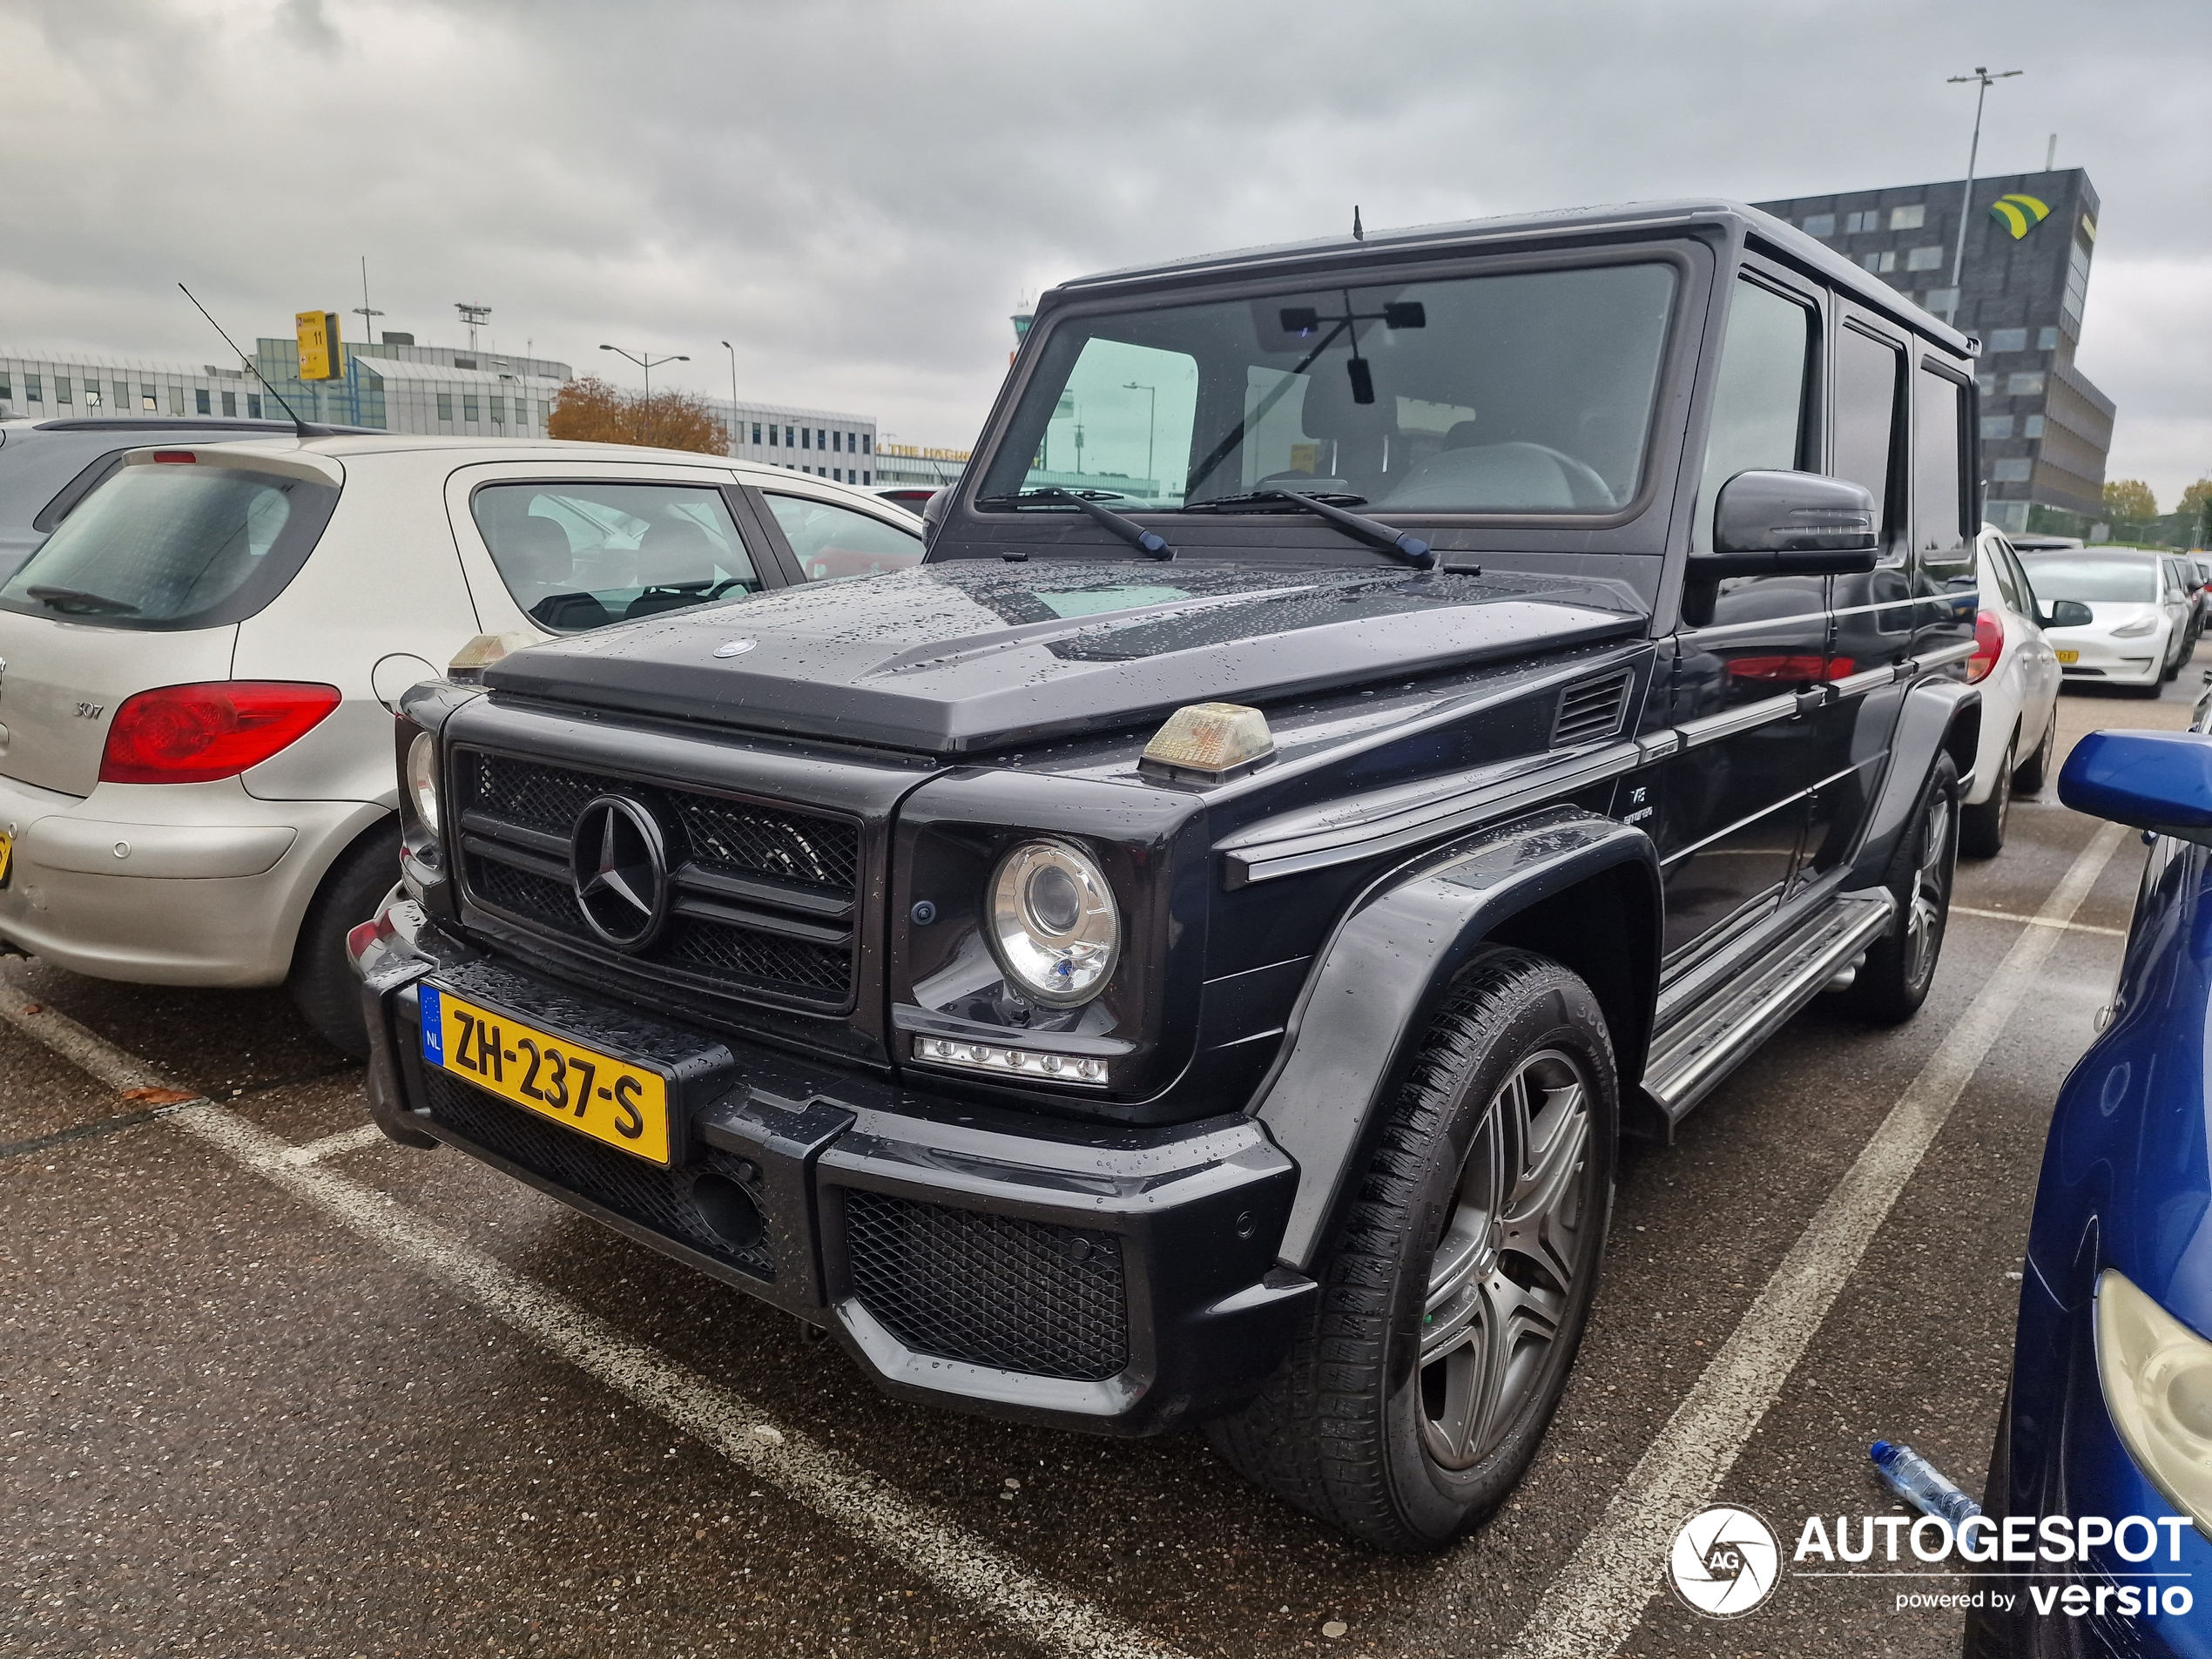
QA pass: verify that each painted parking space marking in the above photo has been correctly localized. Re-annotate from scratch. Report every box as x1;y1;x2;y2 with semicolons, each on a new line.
281;1122;391;1165
1491;821;2129;1659
1950;902;2128;937
0;974;1186;1659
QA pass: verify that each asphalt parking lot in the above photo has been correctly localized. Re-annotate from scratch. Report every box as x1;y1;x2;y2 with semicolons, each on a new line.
4;656;2203;1659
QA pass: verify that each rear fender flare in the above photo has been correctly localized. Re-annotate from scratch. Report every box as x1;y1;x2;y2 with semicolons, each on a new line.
1849;678;1980;897
1249;806;1660;1271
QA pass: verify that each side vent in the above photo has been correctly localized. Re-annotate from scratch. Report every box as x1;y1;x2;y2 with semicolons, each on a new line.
1553;670;1633;747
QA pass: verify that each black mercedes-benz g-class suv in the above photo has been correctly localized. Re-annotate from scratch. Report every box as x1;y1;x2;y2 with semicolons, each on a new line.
352;200;1984;1551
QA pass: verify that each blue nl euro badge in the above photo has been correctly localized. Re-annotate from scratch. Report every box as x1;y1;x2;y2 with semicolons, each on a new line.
418;982;446;1067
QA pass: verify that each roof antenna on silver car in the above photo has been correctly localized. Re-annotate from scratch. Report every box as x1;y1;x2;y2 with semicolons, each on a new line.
178;282;316;440
1352;206;1365;242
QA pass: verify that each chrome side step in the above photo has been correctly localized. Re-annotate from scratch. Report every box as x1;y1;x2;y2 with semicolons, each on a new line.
1642;888;1897;1123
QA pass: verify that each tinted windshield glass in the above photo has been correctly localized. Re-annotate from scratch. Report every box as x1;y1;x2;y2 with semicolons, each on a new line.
0;462;336;630
2018;556;2160;603
472;482;761;632
976;261;1678;516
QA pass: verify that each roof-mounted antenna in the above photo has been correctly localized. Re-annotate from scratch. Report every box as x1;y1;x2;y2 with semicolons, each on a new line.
1352;205;1365;242
177;283;314;439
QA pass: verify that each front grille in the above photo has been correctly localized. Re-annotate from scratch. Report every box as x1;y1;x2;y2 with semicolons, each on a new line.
455;748;860;1011
842;1190;1129;1381
421;1067;774;1281
1553;669;1633;746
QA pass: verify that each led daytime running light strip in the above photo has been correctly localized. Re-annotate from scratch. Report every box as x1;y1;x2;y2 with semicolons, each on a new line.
914;1035;1108;1085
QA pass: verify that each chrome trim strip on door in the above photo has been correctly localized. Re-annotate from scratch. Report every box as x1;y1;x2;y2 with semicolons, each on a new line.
1674;691;1801;749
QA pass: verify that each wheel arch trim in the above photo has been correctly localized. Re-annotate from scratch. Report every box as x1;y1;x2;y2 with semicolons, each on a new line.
1847;678;1979;898
1248;806;1659;1271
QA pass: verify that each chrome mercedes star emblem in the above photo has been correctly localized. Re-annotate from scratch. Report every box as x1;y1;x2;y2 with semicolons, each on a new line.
570;795;669;950
712;638;757;658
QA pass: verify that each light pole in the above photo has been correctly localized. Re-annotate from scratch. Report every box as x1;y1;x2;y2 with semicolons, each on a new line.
720;340;739;455
1946;66;2023;294
1123;381;1157;496
599;344;688;447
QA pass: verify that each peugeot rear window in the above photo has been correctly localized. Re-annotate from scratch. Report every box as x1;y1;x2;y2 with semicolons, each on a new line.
0;462;338;631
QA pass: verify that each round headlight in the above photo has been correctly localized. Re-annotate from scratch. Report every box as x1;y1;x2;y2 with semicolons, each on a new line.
406;731;441;835
987;840;1119;1007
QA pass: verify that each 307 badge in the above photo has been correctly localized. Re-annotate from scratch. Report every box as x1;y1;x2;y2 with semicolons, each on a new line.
417;982;672;1163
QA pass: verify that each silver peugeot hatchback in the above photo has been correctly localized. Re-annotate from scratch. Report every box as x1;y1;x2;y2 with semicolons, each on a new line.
0;434;923;1053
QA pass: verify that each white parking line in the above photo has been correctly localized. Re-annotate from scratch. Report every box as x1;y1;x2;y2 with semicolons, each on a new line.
1492;821;2128;1659
0;978;1185;1659
282;1123;391;1165
1950;903;2128;938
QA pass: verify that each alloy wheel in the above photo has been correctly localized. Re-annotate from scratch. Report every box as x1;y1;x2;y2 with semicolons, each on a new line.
1902;789;1954;990
1419;1049;1593;1470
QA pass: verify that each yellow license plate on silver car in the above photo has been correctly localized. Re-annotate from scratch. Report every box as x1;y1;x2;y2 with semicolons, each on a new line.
2055;649;2080;664
0;828;11;886
417;982;671;1164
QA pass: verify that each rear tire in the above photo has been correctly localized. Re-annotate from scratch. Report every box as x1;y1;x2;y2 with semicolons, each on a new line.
287;819;399;1062
2012;713;2056;794
1846;753;1957;1025
1206;948;1617;1552
1959;732;2013;859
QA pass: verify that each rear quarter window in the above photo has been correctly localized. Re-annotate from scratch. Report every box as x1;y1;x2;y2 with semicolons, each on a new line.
0;462;337;631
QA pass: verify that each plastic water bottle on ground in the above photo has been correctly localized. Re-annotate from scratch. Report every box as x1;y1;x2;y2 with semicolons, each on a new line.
1870;1440;1981;1525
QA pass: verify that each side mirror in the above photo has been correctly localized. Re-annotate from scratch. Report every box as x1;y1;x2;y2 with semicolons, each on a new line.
2040;598;2094;629
921;488;951;550
1690;470;1881;580
2060;730;2212;845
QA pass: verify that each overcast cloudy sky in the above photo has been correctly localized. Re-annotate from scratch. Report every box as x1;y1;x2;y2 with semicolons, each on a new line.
5;0;2207;504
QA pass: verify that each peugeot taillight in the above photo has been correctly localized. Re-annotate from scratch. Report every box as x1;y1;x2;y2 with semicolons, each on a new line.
99;681;342;784
1966;607;2006;685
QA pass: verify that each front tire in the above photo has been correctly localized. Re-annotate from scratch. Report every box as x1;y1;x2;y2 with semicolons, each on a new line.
2012;712;2056;794
1847;753;1958;1025
1207;948;1617;1552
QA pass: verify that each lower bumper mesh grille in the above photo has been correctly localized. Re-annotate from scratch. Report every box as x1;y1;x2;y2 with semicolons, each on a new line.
842;1190;1128;1381
421;1068;773;1281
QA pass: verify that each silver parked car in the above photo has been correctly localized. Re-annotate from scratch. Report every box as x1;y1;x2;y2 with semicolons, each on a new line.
0;435;923;1053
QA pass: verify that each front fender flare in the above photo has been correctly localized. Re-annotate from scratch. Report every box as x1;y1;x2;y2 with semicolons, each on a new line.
1250;806;1659;1271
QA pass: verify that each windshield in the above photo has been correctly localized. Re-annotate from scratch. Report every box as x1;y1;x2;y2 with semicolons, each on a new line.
0;462;336;631
2017;555;2160;604
975;260;1678;517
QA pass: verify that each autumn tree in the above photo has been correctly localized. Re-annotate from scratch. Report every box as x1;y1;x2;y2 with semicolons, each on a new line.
547;375;729;455
2182;478;2212;541
2103;478;2158;522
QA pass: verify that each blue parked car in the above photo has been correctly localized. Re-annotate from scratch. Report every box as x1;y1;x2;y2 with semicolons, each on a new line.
1969;721;2212;1656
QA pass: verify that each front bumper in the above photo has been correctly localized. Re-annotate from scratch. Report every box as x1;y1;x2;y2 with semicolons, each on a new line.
2049;630;2165;686
353;903;1314;1434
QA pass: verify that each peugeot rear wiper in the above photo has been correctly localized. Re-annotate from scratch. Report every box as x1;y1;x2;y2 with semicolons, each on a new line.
1182;489;1433;569
974;488;1175;560
24;584;140;615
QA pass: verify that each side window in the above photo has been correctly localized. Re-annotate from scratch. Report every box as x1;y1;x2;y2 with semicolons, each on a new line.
1980;537;2023;612
1692;278;1815;552
471;481;760;632
764;495;924;583
1912;367;1969;566
1831;323;1904;544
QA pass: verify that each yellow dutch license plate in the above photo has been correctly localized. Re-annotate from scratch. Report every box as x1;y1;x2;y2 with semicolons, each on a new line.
417;982;671;1164
2054;649;2080;664
0;828;11;886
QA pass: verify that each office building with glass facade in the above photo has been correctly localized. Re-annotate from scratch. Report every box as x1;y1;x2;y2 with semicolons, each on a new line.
1754;168;2113;530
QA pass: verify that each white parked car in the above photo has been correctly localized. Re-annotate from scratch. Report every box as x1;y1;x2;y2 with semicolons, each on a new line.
2017;546;2194;699
1958;523;2068;856
0;435;924;1054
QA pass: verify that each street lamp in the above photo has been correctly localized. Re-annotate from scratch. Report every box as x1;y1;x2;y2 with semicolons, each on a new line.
720;340;740;455
1123;381;1157;498
1946;66;2024;294
599;343;688;447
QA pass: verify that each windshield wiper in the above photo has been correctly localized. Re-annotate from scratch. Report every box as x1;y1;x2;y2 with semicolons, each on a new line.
24;584;140;616
1182;489;1433;569
974;489;1175;560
